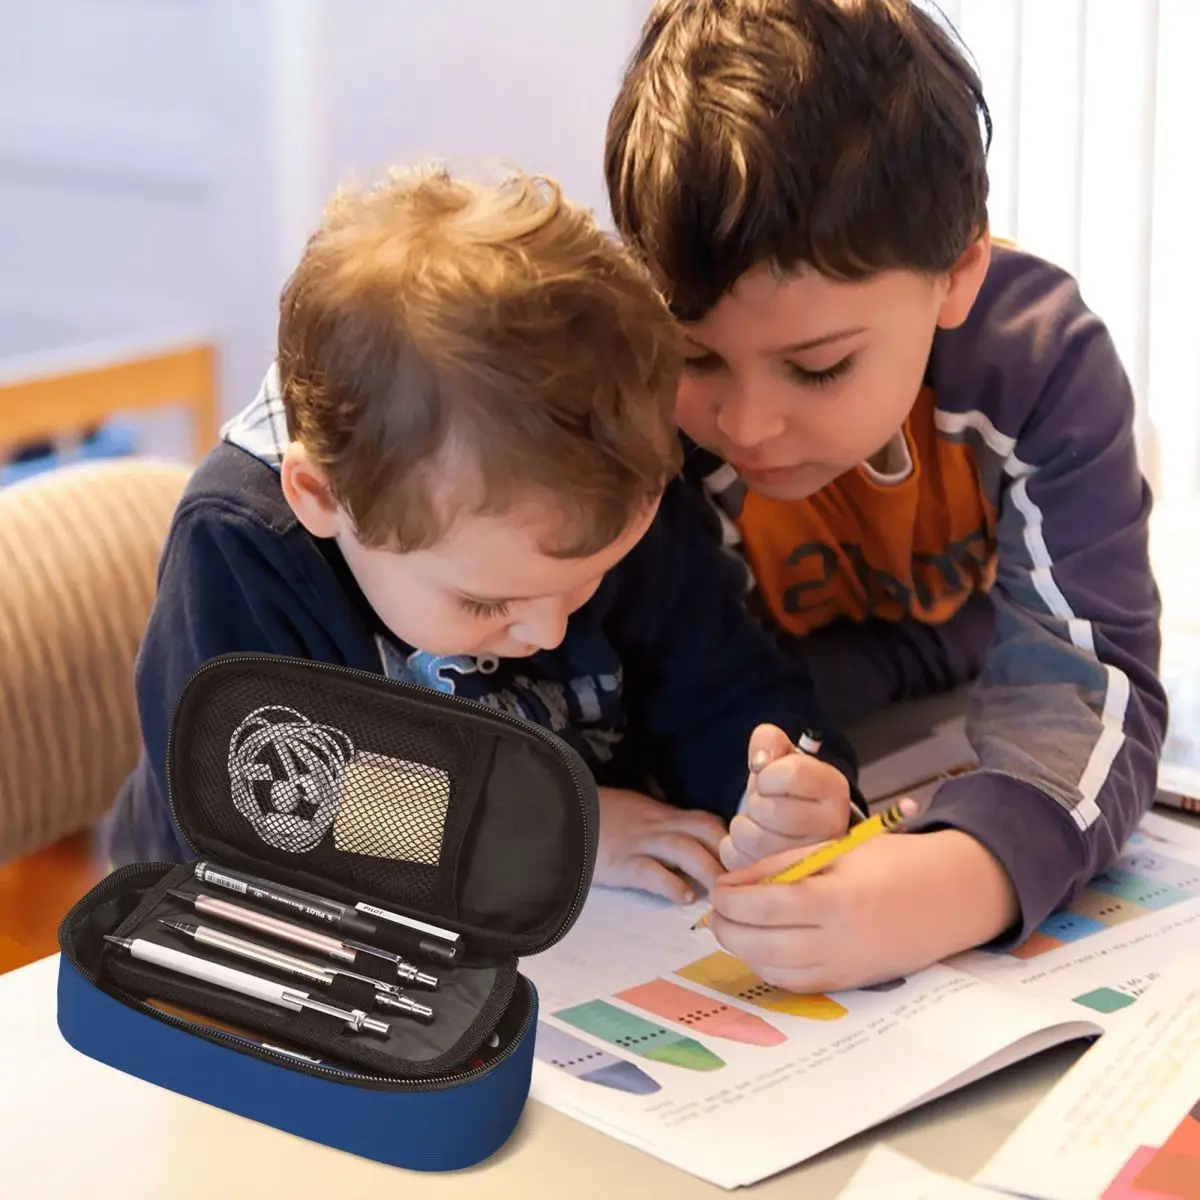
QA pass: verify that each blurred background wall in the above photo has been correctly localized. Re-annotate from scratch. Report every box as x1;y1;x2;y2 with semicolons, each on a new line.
0;1;1196;539
0;0;651;450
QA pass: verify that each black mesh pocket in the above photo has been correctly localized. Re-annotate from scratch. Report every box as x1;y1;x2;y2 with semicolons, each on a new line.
170;659;496;916
225;704;457;867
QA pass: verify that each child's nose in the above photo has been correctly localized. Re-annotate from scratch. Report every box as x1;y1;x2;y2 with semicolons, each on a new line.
713;385;787;450
512;600;569;652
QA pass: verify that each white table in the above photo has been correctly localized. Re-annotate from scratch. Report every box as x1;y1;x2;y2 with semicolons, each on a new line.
0;953;1079;1198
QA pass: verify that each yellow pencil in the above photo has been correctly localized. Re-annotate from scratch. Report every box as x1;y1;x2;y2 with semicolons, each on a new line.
691;799;915;931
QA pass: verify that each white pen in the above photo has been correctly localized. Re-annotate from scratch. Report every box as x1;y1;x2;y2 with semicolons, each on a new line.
103;934;391;1035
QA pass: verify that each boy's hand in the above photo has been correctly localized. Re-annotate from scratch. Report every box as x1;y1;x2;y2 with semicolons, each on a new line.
596;787;726;904
720;724;853;872
707;827;1020;992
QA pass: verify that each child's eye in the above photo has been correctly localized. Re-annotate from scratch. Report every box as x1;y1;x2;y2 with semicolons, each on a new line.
787;355;854;388
682;353;724;374
459;597;511;619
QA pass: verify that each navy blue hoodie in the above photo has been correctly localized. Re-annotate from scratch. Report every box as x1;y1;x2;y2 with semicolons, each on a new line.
100;373;858;864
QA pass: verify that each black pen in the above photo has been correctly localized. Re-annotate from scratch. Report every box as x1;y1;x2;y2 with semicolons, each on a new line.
194;860;462;964
352;901;460;965
165;889;440;990
194;861;377;938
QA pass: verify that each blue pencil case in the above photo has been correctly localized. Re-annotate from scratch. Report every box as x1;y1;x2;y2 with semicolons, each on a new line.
56;652;598;1171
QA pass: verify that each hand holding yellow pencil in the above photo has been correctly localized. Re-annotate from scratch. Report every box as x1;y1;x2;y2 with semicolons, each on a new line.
722;726;856;875
692;797;920;931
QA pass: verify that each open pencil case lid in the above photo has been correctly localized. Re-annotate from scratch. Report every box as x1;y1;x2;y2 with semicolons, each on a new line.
56;651;600;1171
166;651;598;960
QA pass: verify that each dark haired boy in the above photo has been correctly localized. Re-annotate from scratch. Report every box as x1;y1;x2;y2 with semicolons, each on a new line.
606;0;1166;989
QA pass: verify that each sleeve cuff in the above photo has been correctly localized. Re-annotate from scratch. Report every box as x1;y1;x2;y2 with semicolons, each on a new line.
906;770;1089;947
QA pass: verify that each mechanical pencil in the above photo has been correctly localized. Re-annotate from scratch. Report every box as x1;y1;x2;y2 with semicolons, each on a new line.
103;934;391;1035
166;888;439;990
159;920;435;1023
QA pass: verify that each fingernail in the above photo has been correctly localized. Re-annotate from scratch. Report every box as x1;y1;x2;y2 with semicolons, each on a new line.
682;889;696;904
749;749;771;773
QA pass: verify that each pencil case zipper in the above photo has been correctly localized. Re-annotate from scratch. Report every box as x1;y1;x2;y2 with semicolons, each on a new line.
60;863;533;1093
164;652;596;953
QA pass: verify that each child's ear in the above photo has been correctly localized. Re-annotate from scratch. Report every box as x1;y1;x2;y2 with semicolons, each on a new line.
935;229;992;330
280;442;342;538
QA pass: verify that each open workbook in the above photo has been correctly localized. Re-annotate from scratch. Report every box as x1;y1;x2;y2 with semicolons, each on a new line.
523;734;1200;1188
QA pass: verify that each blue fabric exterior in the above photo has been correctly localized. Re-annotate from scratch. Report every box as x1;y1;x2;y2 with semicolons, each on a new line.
56;956;537;1172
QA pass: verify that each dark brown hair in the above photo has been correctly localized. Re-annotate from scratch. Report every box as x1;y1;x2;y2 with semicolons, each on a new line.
277;166;682;555
605;0;992;320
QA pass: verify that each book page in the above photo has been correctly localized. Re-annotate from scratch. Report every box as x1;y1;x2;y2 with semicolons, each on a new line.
949;813;1200;1028
524;888;1095;1190
976;958;1200;1200
835;1147;999;1199
859;725;1200;1028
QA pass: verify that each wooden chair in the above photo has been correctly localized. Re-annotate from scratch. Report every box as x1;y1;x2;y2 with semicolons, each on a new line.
0;458;192;972
0;337;219;463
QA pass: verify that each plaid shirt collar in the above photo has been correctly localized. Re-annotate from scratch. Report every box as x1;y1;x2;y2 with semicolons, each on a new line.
221;362;289;470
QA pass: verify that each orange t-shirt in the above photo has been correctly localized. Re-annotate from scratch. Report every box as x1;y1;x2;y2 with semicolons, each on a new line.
734;386;998;636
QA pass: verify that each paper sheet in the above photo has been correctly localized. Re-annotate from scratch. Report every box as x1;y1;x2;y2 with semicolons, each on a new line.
835;1147;1000;1199
976;959;1200;1200
524;724;1200;1187
861;724;1200;1030
949;813;1200;1029
524;888;1095;1189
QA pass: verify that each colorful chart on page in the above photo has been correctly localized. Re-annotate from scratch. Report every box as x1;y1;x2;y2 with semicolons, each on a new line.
675;950;848;1020
534;1020;661;1095
1074;985;1141;1015
1102;1100;1200;1200
1003;847;1200;961
553;999;725;1071
615;978;785;1046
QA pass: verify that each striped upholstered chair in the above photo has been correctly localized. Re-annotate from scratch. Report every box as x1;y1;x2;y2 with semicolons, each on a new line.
0;458;190;863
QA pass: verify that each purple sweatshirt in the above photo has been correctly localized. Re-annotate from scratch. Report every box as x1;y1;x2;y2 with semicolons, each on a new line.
685;242;1168;945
